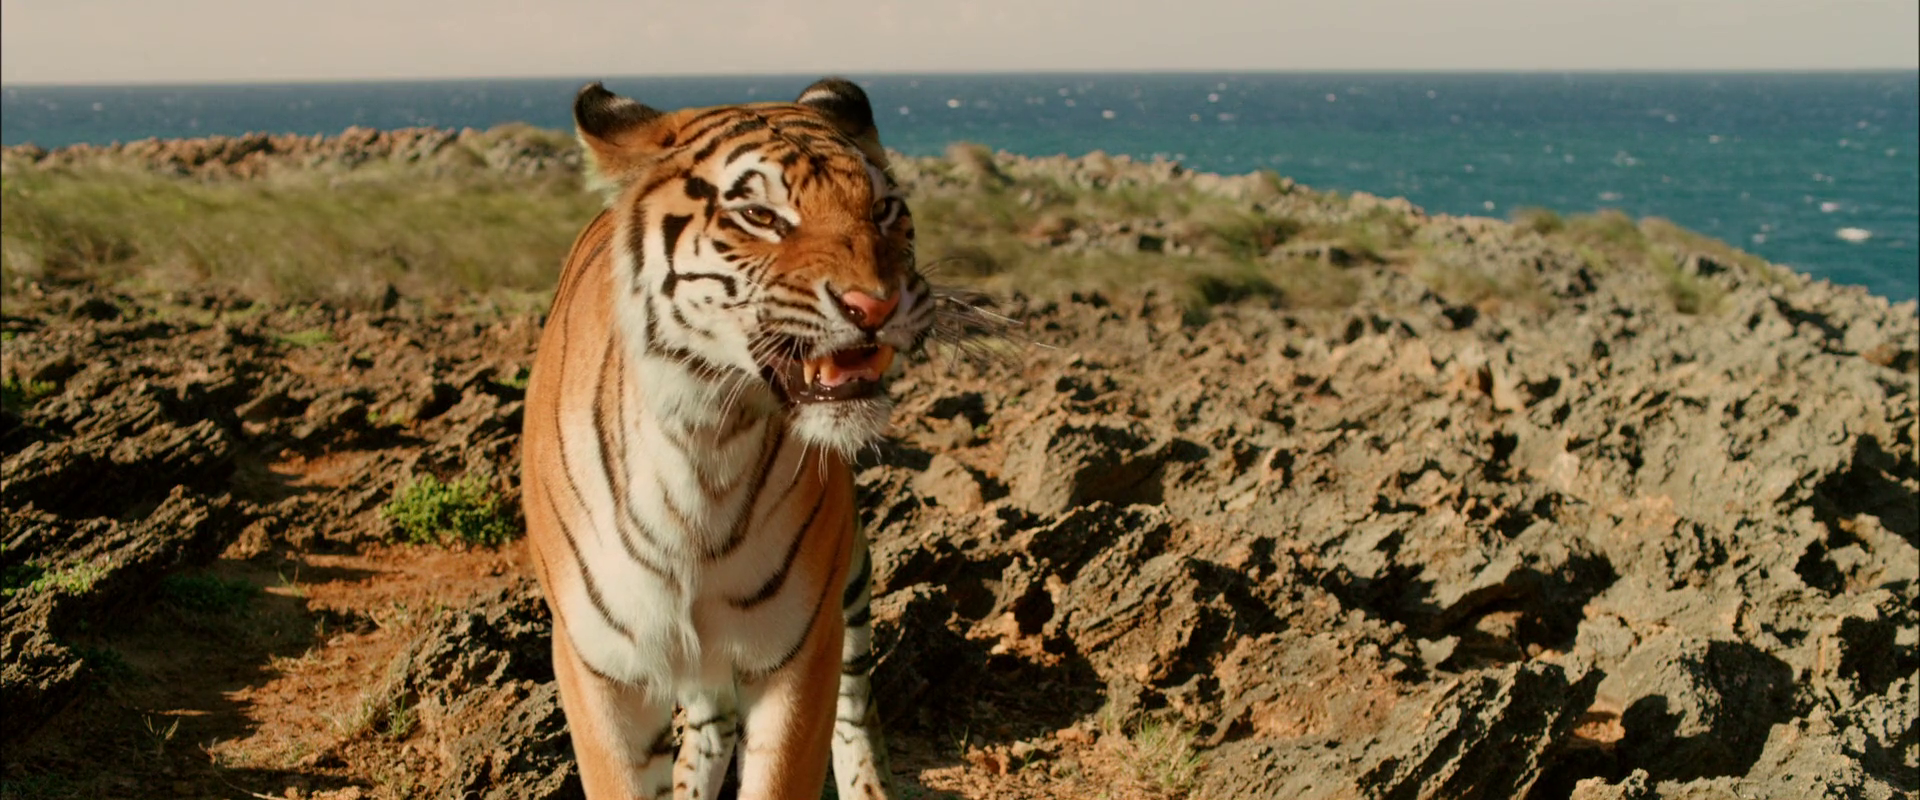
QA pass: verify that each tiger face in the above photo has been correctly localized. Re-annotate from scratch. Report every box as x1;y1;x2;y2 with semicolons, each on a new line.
573;79;931;455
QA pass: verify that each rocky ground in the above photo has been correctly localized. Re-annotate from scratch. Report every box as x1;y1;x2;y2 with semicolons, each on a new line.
2;134;1917;799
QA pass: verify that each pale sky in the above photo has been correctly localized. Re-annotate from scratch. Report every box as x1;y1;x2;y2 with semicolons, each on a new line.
3;0;1916;85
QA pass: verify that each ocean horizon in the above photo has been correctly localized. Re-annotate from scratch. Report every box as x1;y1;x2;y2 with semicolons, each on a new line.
5;71;1915;302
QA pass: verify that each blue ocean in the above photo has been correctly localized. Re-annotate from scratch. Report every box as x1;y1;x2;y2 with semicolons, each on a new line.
4;73;1915;302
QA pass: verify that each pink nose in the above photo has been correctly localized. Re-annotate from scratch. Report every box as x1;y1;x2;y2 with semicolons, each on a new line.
836;289;900;331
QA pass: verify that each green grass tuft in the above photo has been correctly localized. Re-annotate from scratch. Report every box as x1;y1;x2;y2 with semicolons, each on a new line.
2;560;110;597
380;473;517;548
492;367;531;391
1;377;57;414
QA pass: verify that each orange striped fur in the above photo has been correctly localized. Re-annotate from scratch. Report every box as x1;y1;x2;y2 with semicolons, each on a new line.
522;79;914;799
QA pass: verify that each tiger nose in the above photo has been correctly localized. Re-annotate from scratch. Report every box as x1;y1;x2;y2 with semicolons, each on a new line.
835;289;900;331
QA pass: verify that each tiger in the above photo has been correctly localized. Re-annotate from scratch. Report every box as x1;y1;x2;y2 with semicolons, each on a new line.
519;78;928;800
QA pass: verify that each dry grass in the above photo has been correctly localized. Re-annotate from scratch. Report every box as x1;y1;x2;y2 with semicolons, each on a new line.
1;158;599;306
1096;705;1206;798
4;134;1767;322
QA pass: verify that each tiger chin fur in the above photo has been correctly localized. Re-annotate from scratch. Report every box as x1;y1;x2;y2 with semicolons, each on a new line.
521;78;919;800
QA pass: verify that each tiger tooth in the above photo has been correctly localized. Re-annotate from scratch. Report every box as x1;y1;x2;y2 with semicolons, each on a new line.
803;361;818;386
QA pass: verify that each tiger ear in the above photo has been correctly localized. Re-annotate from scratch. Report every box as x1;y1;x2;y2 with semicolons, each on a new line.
574;82;668;192
795;77;888;168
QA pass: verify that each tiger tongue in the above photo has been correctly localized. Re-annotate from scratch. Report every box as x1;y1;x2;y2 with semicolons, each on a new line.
804;345;895;388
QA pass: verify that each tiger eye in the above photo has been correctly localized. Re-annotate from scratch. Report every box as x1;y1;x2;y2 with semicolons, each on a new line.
739;206;777;228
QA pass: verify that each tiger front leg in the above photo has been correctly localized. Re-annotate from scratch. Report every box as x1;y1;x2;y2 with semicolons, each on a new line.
551;614;678;799
674;688;741;800
832;532;893;799
733;600;846;800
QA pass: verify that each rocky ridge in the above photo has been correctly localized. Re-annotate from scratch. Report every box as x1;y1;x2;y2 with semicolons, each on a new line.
2;131;1915;798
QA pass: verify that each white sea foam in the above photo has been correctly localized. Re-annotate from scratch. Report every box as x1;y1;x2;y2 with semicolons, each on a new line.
1836;228;1872;243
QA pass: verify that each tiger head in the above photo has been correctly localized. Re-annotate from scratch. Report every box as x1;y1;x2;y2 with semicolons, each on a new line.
573;78;931;456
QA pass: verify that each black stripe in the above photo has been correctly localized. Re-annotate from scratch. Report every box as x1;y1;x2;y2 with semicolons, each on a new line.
687;715;735;731
778;133;833;154
845;603;871;628
725;171;758;200
668;302;722;343
657;421;733;502
723;141;764;165
748;559;838;681
843;548;871;610
712;411;762;449
541;480;631;639
577;654;627;686
549;211;613;316
594;349;675;578
647;726;676;759
658;214;693;296
654;475;702;541
641;337;727;383
729;486;826;609
545;310;637;639
678;110;752;148
763;295;818;313
692;118;769;162
771;118;841;136
841;649;876;676
626;202;650;292
703;426;785;559
643;293;724;378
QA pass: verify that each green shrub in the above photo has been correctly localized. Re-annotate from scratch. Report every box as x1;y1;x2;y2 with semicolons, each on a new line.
380;473;516;547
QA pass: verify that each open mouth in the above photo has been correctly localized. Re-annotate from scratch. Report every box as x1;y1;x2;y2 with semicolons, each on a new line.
778;344;896;404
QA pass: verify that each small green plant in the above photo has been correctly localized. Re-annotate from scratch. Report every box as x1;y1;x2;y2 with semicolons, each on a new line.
274;328;333;348
1128;718;1204;794
160;573;259;614
1;377;56;413
364;406;411;429
1097;704;1205;797
381;473;517;547
1;562;47;595
493;366;531;391
142;714;182;758
274;568;309;599
2;559;110;597
378;697;417;740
